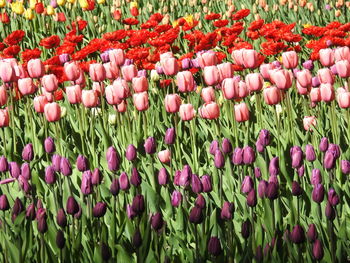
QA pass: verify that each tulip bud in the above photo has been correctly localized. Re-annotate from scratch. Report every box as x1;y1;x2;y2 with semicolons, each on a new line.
55;230;65;249
307;224;318;243
56;208;67;227
59;157;72;176
222;138;232;154
0;156;8;173
195;194;206;209
241;176;254;194
241;219;251;239
76;155;89;172
243;146;256;164
201;175;212;193
328;144;340;159
214;150;225;168
179;165;191;187
37;216;47;234
171;191;182;207
254;167;262;178
93;202;107;218
158;168;169;185
26;203;36;220
328;188;339;206
164;128;176;145
319;137;329;152
91;168;102;185
290;225;305;244
0;194;10;211
247;189;257;207
255;245;263;262
9;162;21;179
110;178;120;196
266;182;279;200
45;166;56;184
291;181;303;196
208;237;222;256
325;202;336;221
191;174;203;194
131;195;145;215
44;137;55;154
150;212;164;230
232;147;243;165
21;163;31;180
144;137;156;154
132;228;142;248
323;151;336;170
269;157;279;176
209;140;220;155
259;129;271;146
290;146;304;168
106;147;120;171
305;144;316;162
312;184;324;203
66;196;79;215
258;180;268;198
11;198;24;222
119;172;130;191
341;160;350;174
130;167;141;187
22;143;34;161
220;201;234;220
313;239;324;260
81;170;92;195
189;206;203;224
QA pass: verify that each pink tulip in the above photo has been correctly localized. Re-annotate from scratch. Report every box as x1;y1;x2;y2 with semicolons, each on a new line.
161;57;179;76
303;116;316;131
44;102;61;122
18;78;37;95
92;82;105;96
0;108;9;127
259;63;274;79
41;74;58;92
317;68;334;84
242;49;259;69
310;88;321;103
82;90;98;108
112;78;130;99
296;69;312;88
282;51;298;69
334;46;350;62
103;62;119;80
2;58;17;68
158;149;171;163
159;52;174;60
165;94;181;113
14;65;28;79
231;49;245;67
75;71;86;87
203;66;220;86
177;71;195;92
197;51;218;68
335;60;350;78
269;69;293;90
179;104;195;121
89;63;106;82
66;85;82;104
234;102;250;122
133;92;149;111
27;59;45;78
319;49;334;67
237;81;249;98
198;102;220;119
64;62;81;81
337;91;350;108
0;61;15;83
218;62;233;80
105;85;122;105
320;83;335;102
33;95;48;113
222;78;239;99
0;85;7;106
201;87;216;102
41;87;54;102
296;82;310;95
245;73;263;92
117;100;127;113
132;76;148;93
121;65;138;82
263;86;282;105
109;49;125;67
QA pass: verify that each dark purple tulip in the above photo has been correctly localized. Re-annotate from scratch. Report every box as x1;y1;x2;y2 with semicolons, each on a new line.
328;144;340;159
125;144;137;161
254;167;262;178
37;217;48;233
131;195;145;215
191;174;203;194
208;237;221;256
307;224;318;243
258;180;268;198
76;155;89;172
66;196;79;215
22;143;34;161
255;245;263;262
312;184;324;203
266;182;279;200
21;163;31;180
241;219;251;239
290;146;303;168
60;157;72;176
45;166;56;185
328;188;339;206
81;170;92;195
9;162;21;179
269;157;279;176
44;137;55;153
56;230;65;249
127;205;137;219
119;172;130;191
297;165;305;177
0;156;8;172
51;154;61;172
179;165;191;187
255;139;264;153
74;205;82;220
92;168;102;185
110;179;120;196
164;128;176;145
243;146;256;164
130;167;141;187
268;175;279;185
291;181;303;196
247;189;257;207
106;147;119;171
195;194;206;209
325;202;336;221
302;60;314;70
189;206;203;224
132;229;142;248
323;151;336;170
312;76;320;87
201;175;212;193
319;137;329;152
232;147;243;165
150;212;164;230
19;176;31;193
222;138;232;154
209;140;220;155
220;201;234;220
144;137;156;154
171;191;182;207
214;150;225;168
26;203;36;220
259;129;271;146
174;170;181;186
290;225;305;244
93;202;107;218
56;208;67;228
311;169;322;185
312;239;324;260
341;160;350;174
241;176;253;194
101;243;111;261
158;168;169;186
12;198;24;222
305;144;316;162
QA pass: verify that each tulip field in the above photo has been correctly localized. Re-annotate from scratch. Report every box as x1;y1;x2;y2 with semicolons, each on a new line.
2;0;350;262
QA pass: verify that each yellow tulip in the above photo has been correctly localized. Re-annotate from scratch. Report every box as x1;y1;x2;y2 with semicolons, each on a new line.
130;1;138;8
97;0;105;4
184;14;194;26
11;2;25;15
57;0;66;5
78;0;88;8
46;5;55;15
29;0;36;9
24;8;34;20
0;0;6;8
67;0;76;4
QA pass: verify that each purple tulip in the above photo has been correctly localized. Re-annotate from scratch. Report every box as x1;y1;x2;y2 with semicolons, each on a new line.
214;150;225;168
158;168;169;185
173;170;181;186
313;239;324;260
241;176;254;194
328;188;339;206
297;165;305;177
312;76;320;87
22;143;34;161
21;163;31;180
171;191;182;207
144;137;156;154
258;180;268;198
305;144;316;162
302;60;314;70
266;182;279;200
220;201;234;220
232;147;243;165
52;154;61;172
209;140;220;155
76;155;89;172
328;144;340;159
131;194;145;215
254;167;262;178
195;194;206;209
208;237;222;256
44;137;55;154
222;138;232;154
59;53;70;64
291;181;303;196
259;129;271;146
45;166;56;185
181;58;191;69
0;156;8;172
290;225;305;244
93;202;107;218
110;178;120;196
81;170;92;195
106;147;120;171
92;168;102;185
191;174;203;194
323;151;336;170
60;157;72;176
119;172;130;191
247;189;257;207
243;146;256;164
179;165;191;187
255;139;264;153
241;219;251;239
269;157;279;176
319;137;329;152
307;224;318;243
341;160;350;174
11;198;24;222
125;144;137;161
150;212;163;230
66;196;79;215
56;209;67;228
312;184;324;203
325;202;336;221
201;175;212;192
189;206;203;224
311;169;322;185
0;195;9;211
127;205;136;219
290;146;303;168
130;167;141;187
9;162;21;179
164;128;176;145
132;229;142;248
26;203;36;220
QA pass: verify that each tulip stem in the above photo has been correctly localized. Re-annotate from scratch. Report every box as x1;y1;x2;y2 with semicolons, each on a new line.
274;107;281;158
8;85;16;160
230;101;239;147
112;196;116;259
329;221;336;263
174;115;182;168
190;119;197;171
194;224;200;263
0;128;6;156
255;93;263;128
54;121;63;155
330;101;338;144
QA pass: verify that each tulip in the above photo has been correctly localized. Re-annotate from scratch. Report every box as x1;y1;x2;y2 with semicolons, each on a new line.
11;198;24;222
263;86;281;105
222;78;239;99
56;208;67;228
232;147;244;165
104;62;119;79
181;58;191;69
127;205;136;219
303;116;316;131
158;149;171;163
56;230;65;249
81;170;92;195
131;76;148;93
265;182;279;200
132;229;142;248
258;180;268;198
201;175;212;193
110;179;120;196
310;88;321;103
247;189;257;207
64;61;80;81
311;169;322;186
197;51;217;68
246;73;263;92
191;174;203;194
33;95;48;113
334;46;350;62
51;154;61;172
109;49;125;67
241;220;251;239
291;181;303;196
290;146;303;168
90;168;101;186
0;61;15;82
111;78;129;100
65;85;82;104
76;155;89;172
312;239;324;260
0;194;9;211
37;216;48;234
220;201;234;220
18;78;36;95
208;237;222;256
218;62;233;80
0;156;8;173
268;156;279;176
164;94;181;113
119;172;130;191
241;176;254;194
259;63;274;79
81;90;98;108
317;68;334;84
164;128;176;145
319;48;334;67
282;51;298;69
22;143;34;161
325;202;336;221
320;83;335;102
341;160;350;174
89;63;106;82
243;146;255;164
290;225;305;244
125;144;137;161
269;69;293;90
176;71;195;92
323;150;336;170
131;195;145;215
296;69;312;88
312;184;324;203
328;144;340;159
189;206;203;224
26;204;36;220
303;60;314;70
41;74;58;92
199;102;220;119
27;59;45;78
234;102;249;122
106;146;120;171
305;144;316;162
45;166;56;184
150;212;164;231
307;224;318;243
44;137;55;154
179;104;195;121
0;85;7;106
254;167;262;178
21;163;31;180
335;60;350;77
92;202;107;218
171;191;182;207
161;57;179;76
44;103;61;122
201;87;216;102
319;137;329;152
337;91;350;108
158;168;169;185
203;66;220;86
133;92;149;111
195;194;206;209
242;49;259;69
328;188;339;206
58;157;71;177
144;137;156;154
213;150;224;168
66;196;79;215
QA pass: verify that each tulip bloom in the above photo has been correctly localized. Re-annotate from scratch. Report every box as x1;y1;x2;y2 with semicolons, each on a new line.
64;61;81;81
242;49;259;69
44;103;61;122
198;102;220;119
335;60;350;78
0;61;15;83
317;68;334;84
0;108;9;127
203;66;220;86
310;88;321;103
161;57;179;76
282;51;298;69
89;63;106;82
164;94;181;113
105;85;122;105
337;91;350;108
296;69;312;88
334;46;350;62
319;48;334;67
197;51;218;68
234;103;250;122
158;149;171;163
201;87;216;102
263;86;281;105
177;71;195;92
217;62;233;80
33;95;48;113
133;92;149;111
0;85;7;106
320;83;335;102
112;78;130;100
18;78;36;95
259;63;274;79
27;59;45;78
303;116;316;131
109;49;125;67
66;85;82;104
222;78;239;99
82;90;98;108
103;62;119;80
269;69;293;90
179;104;195;121
245;73;263;92
132;76;148;93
